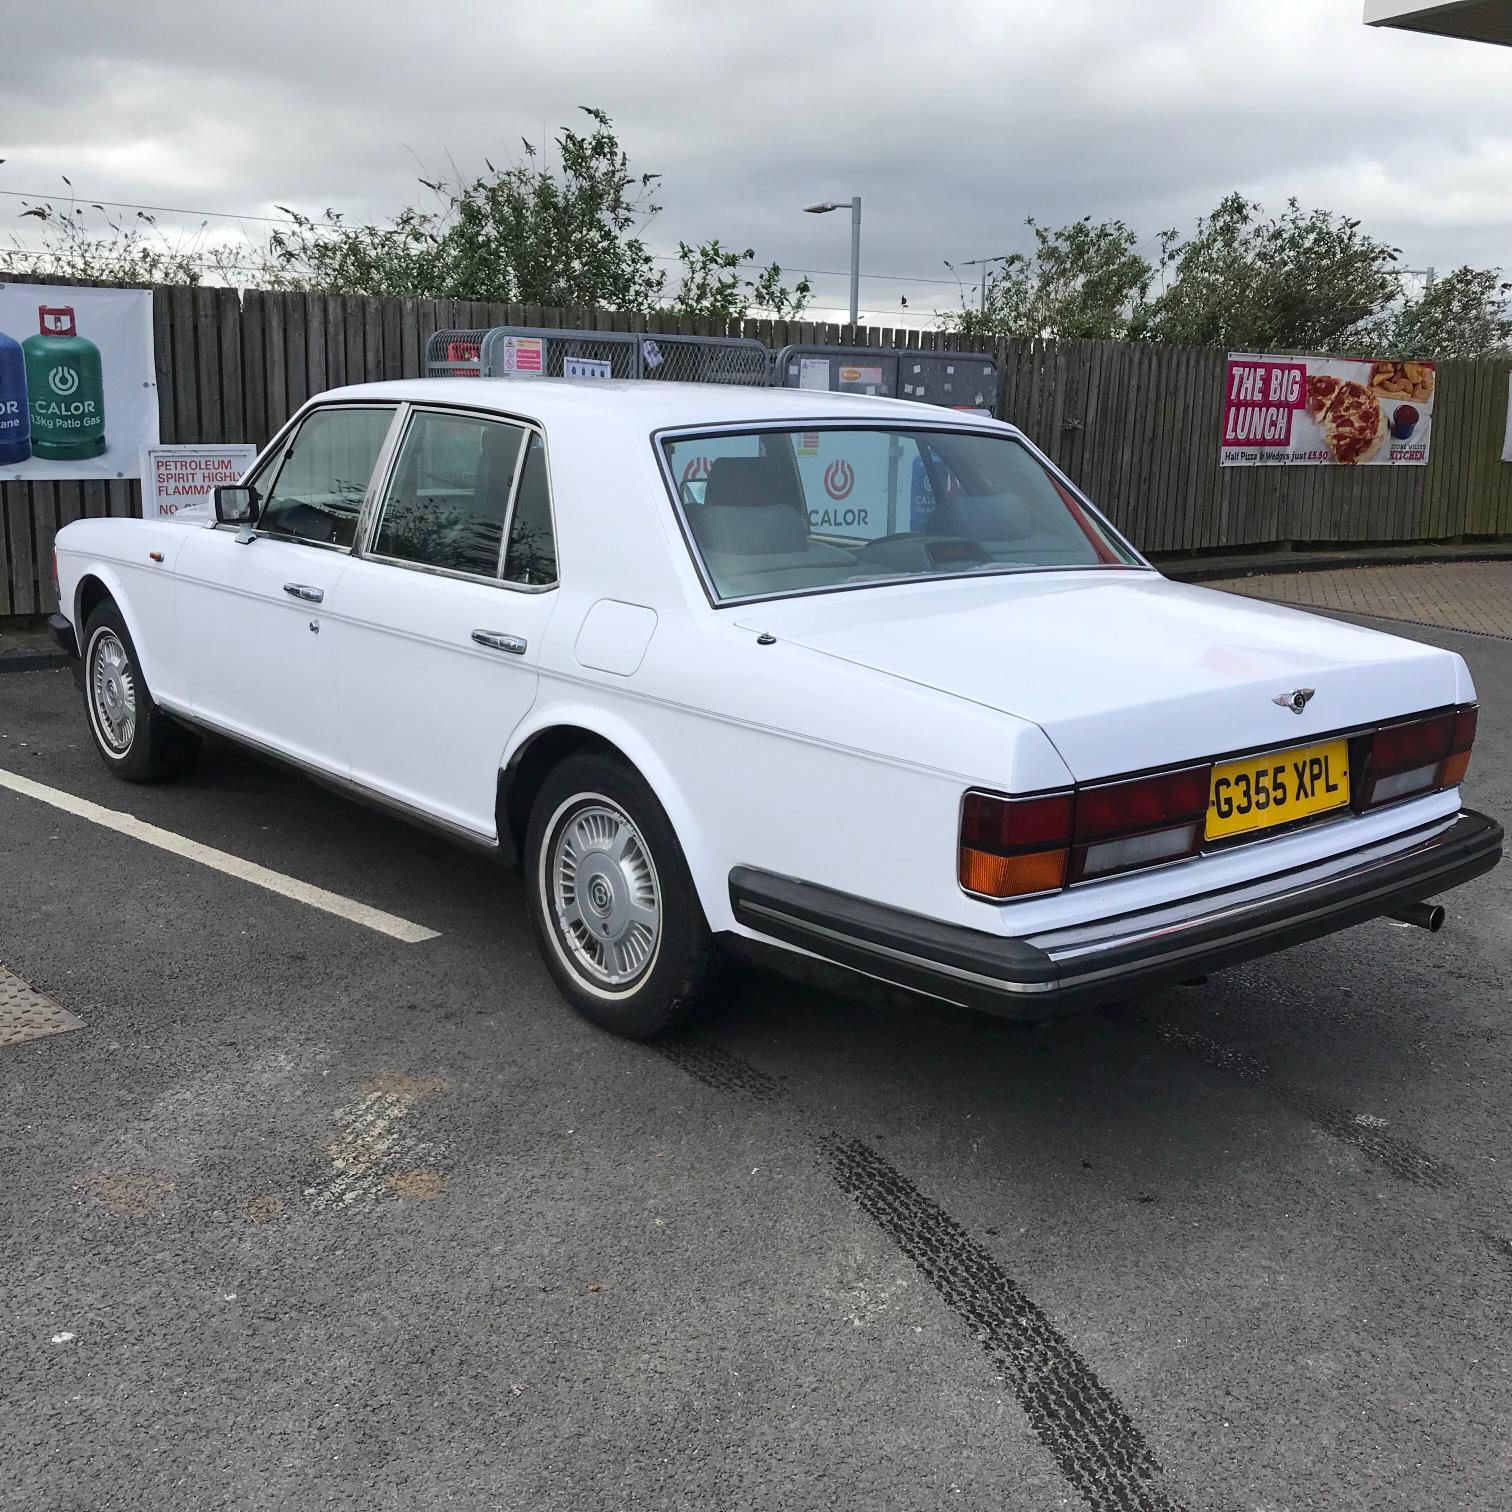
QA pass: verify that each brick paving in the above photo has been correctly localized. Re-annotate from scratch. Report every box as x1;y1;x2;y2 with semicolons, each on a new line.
1210;560;1512;640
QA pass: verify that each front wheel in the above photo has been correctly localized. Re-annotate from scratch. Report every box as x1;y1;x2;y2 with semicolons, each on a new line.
82;601;199;782
525;753;712;1039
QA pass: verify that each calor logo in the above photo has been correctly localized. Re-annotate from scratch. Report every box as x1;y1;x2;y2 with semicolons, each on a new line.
48;365;80;398
823;459;854;501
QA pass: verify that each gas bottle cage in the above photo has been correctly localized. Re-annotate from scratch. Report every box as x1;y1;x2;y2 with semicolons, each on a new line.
423;327;769;386
423;326;1002;419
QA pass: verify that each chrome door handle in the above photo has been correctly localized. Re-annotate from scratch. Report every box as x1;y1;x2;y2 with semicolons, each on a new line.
471;629;527;655
283;583;324;603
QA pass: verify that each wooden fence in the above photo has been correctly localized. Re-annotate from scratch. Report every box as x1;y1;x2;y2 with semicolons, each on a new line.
3;283;1510;616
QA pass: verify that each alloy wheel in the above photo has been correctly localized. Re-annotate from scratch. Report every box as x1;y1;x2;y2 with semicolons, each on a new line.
89;630;138;756
547;797;662;993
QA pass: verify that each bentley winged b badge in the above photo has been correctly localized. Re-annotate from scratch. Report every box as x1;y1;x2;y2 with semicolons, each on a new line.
1273;687;1317;715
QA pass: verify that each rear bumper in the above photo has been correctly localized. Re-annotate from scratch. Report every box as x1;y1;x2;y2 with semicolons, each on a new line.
728;808;1503;1020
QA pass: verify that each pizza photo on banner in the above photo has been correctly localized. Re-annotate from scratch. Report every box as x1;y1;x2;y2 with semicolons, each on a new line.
0;281;158;483
1220;351;1436;467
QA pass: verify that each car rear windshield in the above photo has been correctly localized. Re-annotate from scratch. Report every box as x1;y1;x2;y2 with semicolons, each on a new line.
661;426;1140;604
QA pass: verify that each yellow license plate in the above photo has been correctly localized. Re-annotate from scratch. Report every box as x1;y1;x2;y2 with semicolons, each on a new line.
1206;739;1351;841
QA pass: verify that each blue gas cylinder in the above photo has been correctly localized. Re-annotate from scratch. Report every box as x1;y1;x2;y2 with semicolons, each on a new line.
0;328;31;466
909;454;935;530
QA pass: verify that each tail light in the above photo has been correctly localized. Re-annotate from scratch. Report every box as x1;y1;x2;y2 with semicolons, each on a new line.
1358;705;1477;809
51;546;60;604
959;791;1072;898
963;704;1479;902
1070;765;1211;882
960;767;1211;899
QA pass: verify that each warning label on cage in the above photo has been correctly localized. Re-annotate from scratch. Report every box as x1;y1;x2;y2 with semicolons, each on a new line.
495;337;544;376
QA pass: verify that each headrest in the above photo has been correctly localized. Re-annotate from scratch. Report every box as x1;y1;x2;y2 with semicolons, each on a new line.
691;502;808;557
704;456;800;512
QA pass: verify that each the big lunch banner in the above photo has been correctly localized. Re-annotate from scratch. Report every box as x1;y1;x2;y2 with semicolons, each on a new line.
1220;352;1436;467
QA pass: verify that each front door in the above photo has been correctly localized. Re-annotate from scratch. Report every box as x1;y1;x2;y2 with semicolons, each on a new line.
175;403;399;773
336;408;560;839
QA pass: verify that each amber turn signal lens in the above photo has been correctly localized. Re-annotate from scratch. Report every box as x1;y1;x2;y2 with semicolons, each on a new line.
1439;750;1471;788
959;845;1068;899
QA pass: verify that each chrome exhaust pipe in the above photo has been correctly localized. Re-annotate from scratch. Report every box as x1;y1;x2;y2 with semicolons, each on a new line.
1388;900;1446;933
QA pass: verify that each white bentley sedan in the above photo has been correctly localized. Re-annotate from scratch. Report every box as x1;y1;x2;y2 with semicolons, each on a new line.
49;380;1501;1037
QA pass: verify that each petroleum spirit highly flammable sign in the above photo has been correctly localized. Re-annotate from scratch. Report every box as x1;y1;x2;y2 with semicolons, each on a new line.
1220;351;1436;467
0;282;158;482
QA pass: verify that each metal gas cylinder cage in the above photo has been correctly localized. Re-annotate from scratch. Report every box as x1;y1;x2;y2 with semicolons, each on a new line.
424;326;771;386
771;344;1002;419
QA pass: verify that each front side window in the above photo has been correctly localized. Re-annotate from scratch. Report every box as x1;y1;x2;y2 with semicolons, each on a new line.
372;410;526;577
258;406;396;548
662;426;1139;603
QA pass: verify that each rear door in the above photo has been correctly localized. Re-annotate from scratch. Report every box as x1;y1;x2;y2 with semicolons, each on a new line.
335;407;560;839
174;403;399;772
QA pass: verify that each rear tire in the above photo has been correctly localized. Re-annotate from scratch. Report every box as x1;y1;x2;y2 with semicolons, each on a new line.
82;601;200;783
525;753;712;1039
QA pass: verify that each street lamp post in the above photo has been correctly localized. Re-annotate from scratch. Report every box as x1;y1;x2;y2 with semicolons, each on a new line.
960;254;1009;313
804;196;862;326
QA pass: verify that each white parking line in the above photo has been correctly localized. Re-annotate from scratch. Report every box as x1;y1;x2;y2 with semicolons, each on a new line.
0;768;440;944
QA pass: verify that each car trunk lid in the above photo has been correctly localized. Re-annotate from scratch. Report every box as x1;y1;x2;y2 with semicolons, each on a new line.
736;571;1460;780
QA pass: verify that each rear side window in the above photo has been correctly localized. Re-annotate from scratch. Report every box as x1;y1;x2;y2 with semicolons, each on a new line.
372;411;526;578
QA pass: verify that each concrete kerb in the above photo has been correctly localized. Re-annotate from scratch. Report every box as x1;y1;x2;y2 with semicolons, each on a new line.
0;650;70;674
0;620;70;676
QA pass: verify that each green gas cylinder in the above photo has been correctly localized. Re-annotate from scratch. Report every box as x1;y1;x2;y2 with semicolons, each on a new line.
24;305;106;460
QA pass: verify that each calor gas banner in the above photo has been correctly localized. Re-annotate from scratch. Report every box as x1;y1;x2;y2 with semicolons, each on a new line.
1221;351;1436;467
0;282;158;482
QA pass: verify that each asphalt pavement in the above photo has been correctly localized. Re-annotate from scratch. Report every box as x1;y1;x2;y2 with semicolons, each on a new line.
2;611;1509;1512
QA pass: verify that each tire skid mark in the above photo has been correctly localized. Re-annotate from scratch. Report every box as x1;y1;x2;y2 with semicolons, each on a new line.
658;1037;1187;1512
1125;1017;1461;1190
1124;1017;1512;1278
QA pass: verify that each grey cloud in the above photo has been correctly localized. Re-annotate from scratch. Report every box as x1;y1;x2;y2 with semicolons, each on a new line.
3;0;1509;320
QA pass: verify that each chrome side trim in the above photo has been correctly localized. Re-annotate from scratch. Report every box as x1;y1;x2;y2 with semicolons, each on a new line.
357;548;558;596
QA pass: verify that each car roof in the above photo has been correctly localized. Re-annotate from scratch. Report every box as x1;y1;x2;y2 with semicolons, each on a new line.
310;376;1015;433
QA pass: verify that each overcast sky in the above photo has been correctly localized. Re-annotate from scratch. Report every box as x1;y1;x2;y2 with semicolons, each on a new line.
2;0;1509;324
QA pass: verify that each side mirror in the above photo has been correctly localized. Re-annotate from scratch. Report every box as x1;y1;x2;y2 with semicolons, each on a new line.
214;484;259;526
